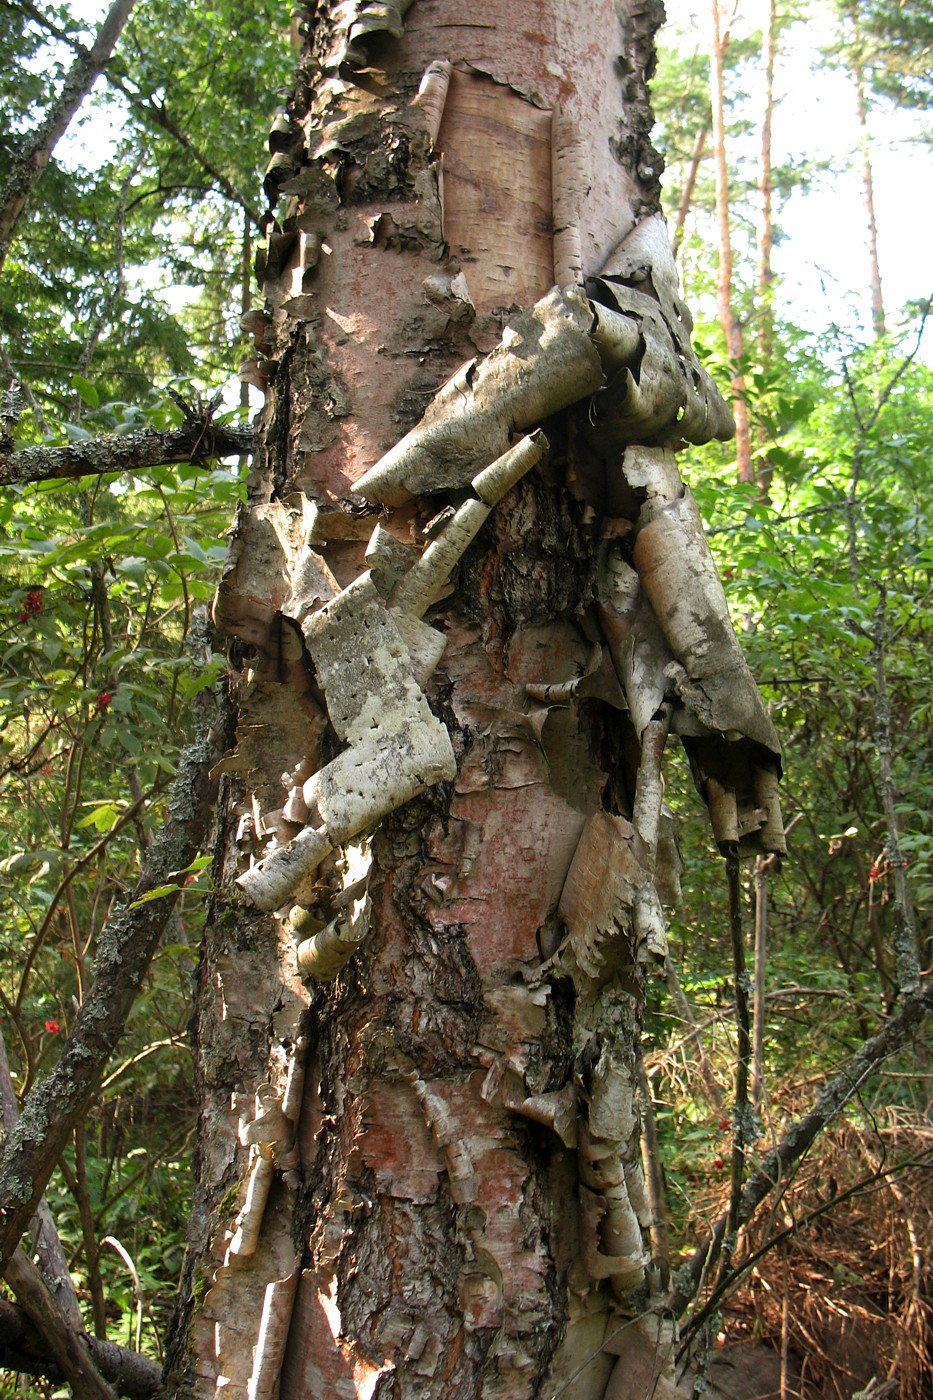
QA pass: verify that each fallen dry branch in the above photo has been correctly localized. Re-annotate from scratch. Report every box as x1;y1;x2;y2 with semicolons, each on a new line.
729;1119;933;1400
0;1294;161;1398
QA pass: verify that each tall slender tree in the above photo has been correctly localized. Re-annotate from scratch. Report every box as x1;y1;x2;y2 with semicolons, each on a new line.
847;3;887;337
709;0;753;483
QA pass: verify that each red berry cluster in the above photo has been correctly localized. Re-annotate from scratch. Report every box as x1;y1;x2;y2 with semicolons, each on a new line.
18;588;42;623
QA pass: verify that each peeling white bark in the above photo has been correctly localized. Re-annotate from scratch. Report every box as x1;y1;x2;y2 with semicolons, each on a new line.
197;41;788;1389
551;107;587;287
413;60;453;146
354;287;603;504
354;217;733;506
238;434;544;914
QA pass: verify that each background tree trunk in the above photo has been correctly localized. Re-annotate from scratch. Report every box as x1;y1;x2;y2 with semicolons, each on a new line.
848;8;887;339
709;0;753;484
164;4;781;1398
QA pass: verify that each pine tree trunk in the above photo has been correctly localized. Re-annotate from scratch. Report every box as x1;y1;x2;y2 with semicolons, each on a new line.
754;0;778;500
164;4;783;1397
850;28;886;338
709;0;753;485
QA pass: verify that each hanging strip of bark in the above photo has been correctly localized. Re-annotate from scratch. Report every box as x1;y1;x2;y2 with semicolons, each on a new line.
0;722;223;1268
0;0;136;276
0;421;253;486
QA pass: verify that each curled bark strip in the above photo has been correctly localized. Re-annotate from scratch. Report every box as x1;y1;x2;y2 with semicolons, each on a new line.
551;106;587;287
237;825;333;915
354;225;732;505
588;213;735;447
633;489;778;756
238;436;544;914
249;1272;300;1400
296;888;372;981
237;576;455;911
413;60;453;146
392;432;545;616
228;1031;308;1259
631;705;672;870
229;1155;277;1260
353;287;603;503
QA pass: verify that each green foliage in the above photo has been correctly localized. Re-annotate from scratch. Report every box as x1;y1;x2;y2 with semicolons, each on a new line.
0;0;291;1352
851;0;933;112
0;376;239;1347
647;313;933;1254
1;0;293;425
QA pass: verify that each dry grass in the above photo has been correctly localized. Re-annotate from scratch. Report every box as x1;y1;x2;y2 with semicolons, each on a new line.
708;1110;933;1399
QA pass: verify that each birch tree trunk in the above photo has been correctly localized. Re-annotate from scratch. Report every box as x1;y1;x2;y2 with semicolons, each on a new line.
164;4;784;1398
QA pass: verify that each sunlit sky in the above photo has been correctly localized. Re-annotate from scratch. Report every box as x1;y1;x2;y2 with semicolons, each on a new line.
55;0;933;360
663;0;933;353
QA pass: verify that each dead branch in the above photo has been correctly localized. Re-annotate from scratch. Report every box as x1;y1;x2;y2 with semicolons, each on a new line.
0;1294;162;1398
0;420;253;486
3;1248;116;1400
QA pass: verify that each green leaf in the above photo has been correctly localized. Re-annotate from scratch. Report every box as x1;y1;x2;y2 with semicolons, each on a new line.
168;854;212;879
127;883;182;909
76;802;123;831
71;375;99;408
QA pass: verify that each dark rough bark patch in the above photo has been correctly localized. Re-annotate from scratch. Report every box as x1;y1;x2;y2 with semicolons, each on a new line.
612;0;667;215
